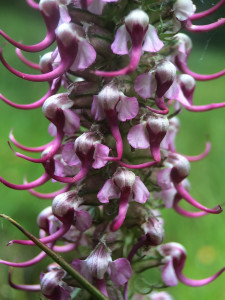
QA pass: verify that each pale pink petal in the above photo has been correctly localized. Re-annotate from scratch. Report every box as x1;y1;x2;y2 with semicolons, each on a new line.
116;95;139;122
127;124;150;149
133;176;150;203
161;187;177;208
70;40;96;71
62;143;81;167
97;179;120;203
108;258;132;285
92;143;110;169
63;109;80;134
91;95;106;121
142;25;164;53
48;123;57;137
164;78;180;100
59;5;71;24
174;0;196;21
75;210;92;232
161;259;178;286
134;72;156;99
157;168;173;189
72;259;92;282
88;0;106;15
111;25;130;55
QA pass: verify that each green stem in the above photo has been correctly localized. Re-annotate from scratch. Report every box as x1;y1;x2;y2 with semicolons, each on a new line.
0;214;108;300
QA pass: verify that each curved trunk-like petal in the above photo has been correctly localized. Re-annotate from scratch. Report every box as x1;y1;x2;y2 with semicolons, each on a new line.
0;82;60;110
0;250;47;268
185;18;225;33
9;212;73;246
174;182;222;214
0;172;50;190
9;131;53;153
29;184;70;199
175;56;225;81
181;141;211;162
110;188;131;231
15;48;40;70
173;195;208;218
176;266;225;287
190;0;225;20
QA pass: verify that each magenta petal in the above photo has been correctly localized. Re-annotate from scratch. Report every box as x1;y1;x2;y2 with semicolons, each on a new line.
91;95;106;121
117;95;139;122
97;179;120;203
142;25;164;53
75;210;92;232
72;259;92;282
162;259;178;286
134;72;156;99
70;40;96;71
63;109;80;134
108;258;132;285
133;176;150;203
62;143;81;167
127;124;150;149
111;25;129;55
92;143;109;169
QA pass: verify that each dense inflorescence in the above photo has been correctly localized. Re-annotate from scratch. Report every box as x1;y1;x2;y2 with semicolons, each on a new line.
0;0;225;299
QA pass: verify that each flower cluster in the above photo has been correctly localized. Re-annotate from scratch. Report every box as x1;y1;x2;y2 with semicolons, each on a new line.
0;0;225;299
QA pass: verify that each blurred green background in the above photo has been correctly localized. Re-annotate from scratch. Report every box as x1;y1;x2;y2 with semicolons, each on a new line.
0;1;225;299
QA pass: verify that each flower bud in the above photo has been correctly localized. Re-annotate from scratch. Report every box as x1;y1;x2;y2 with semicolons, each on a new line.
146;113;169;136
175;33;192;57
42;93;73;120
125;9;149;33
179;74;195;104
37;206;52;232
74;131;100;155
173;0;196;22
112;168;136;190
56;23;82;47
168;153;190;183
155;61;177;97
52;190;80;219
141;211;165;246
39;52;53;74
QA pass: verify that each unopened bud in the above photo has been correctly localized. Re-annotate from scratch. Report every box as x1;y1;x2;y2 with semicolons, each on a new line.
155;61;177;97
168;153;190;183
112;168;136;190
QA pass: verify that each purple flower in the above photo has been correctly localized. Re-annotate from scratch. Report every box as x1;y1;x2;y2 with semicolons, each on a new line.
127;112;169;162
41;265;73;300
72;240;132;296
95;9;164;77
158;242;225;287
97;167;150;231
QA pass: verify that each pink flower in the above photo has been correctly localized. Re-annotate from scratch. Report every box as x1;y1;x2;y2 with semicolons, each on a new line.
97;167;150;231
